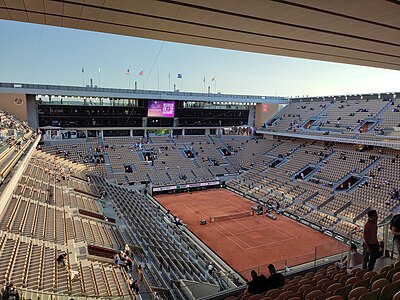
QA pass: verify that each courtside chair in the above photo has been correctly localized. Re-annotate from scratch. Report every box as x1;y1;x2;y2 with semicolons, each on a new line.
379;265;392;274
276;290;293;300
370;272;387;287
248;295;265;300
350;268;361;276
334;273;346;281
355;269;368;279
266;289;281;299
304;289;323;300
317;278;330;287
297;284;313;297
353;278;370;289
379;279;400;300
363;271;377;281
326;283;343;295
386;267;400;282
358;289;380;300
371;278;389;291
393;272;400;282
339;274;353;285
346;276;360;286
322;280;337;292
333;284;352;299
348;286;368;300
326;296;344;300
303;286;321;298
313;292;333;300
393;291;400;300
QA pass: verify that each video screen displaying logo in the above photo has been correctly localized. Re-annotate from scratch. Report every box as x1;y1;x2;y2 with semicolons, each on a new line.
148;100;175;118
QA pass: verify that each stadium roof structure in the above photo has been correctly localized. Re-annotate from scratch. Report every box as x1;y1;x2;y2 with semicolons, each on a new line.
0;82;287;103
1;0;400;71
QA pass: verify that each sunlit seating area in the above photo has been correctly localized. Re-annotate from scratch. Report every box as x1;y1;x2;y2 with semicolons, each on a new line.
261;95;400;140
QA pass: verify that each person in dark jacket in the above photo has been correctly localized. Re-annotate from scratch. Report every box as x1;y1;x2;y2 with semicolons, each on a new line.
247;270;269;294
267;264;285;289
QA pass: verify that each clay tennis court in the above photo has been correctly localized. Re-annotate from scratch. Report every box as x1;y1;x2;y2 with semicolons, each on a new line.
155;189;346;277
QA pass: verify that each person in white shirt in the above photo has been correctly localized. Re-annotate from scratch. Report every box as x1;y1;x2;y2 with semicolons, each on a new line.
335;243;363;272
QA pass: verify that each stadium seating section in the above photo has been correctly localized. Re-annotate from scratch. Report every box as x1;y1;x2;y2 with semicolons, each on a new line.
0;100;399;300
261;96;400;141
227;262;400;300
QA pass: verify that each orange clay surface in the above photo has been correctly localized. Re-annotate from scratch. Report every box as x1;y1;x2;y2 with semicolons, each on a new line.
155;189;346;277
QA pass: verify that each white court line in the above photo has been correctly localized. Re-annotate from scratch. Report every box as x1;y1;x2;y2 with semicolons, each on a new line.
218;195;297;239
183;195;300;251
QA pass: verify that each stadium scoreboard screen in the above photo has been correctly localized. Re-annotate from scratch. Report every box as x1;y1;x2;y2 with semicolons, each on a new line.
147;100;175;118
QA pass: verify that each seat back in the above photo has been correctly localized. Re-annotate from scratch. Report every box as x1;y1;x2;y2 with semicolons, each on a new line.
363;271;377;280
358;289;380;300
305;290;323;300
333;284;352;299
317;278;330;287
276;290;293;300
348;286;368;300
393;290;400;300
386;267;400;282
339;275;353;285
326;283;343;294
380;279;400;300
379;265;393;274
346;276;360;286
326;296;344;300
393;272;400;282
371;278;389;291
353;278;370;289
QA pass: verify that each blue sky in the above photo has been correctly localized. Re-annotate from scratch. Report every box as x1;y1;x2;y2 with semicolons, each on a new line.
1;20;400;97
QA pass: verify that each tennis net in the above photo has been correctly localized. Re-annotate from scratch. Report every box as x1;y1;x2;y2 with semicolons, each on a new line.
209;211;254;223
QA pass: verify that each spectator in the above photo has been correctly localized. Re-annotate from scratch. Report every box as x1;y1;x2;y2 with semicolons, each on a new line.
246;270;269;294
208;262;214;276
391;214;400;262
267;264;285;289
363;210;379;271
137;264;143;282
114;253;121;267
2;283;19;300
67;266;79;281
125;256;133;273
378;241;390;258
56;253;67;268
127;275;140;294
335;243;363;272
124;244;131;258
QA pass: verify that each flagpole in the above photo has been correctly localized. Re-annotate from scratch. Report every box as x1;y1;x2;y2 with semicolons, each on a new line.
129;74;131;89
157;64;160;91
82;68;85;87
203;75;206;93
98;67;101;87
215;78;217;93
168;73;171;91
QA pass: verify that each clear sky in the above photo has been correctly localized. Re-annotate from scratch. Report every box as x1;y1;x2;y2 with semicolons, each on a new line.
1;19;400;97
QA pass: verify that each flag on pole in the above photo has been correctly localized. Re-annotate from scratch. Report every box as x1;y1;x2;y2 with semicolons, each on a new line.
98;67;101;73
212;77;216;81
139;70;144;76
81;67;85;74
177;73;182;79
203;76;205;83
125;69;130;75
